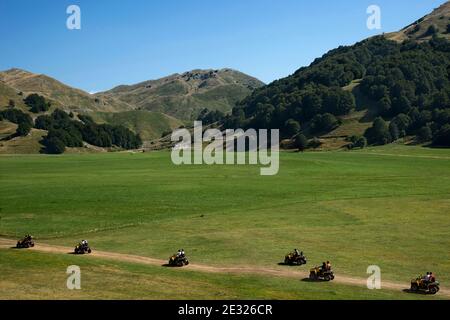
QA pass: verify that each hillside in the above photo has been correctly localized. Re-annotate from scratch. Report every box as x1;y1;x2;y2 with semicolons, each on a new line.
222;4;450;150
89;110;184;141
0;68;132;113
96;69;265;120
386;1;450;42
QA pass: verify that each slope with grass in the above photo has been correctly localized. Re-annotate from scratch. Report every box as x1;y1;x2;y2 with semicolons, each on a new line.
0;145;449;299
96;69;265;120
0;68;132;112
88;110;185;141
386;1;450;42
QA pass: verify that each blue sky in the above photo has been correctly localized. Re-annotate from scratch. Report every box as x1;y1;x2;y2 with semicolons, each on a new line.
0;0;446;93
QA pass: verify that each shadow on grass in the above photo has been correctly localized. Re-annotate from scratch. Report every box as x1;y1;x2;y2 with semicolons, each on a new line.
402;289;429;295
301;277;330;283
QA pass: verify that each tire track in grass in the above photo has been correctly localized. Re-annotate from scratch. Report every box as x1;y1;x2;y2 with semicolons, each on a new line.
1;238;448;298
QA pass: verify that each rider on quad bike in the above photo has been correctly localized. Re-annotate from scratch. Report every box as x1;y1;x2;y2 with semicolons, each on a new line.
16;234;35;248
284;249;307;266
168;249;189;267
410;272;440;294
74;239;92;254
309;261;335;281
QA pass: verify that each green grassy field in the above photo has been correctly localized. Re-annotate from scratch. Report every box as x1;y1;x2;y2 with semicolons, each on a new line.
0;145;449;299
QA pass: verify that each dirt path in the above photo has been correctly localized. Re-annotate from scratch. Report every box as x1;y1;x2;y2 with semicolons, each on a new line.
1;238;448;298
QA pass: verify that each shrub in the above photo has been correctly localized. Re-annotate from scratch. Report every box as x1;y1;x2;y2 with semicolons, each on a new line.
16;121;32;136
43;137;66;154
294;134;308;152
24;94;51;113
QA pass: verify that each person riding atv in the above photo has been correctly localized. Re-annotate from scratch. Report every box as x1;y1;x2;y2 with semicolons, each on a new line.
410;273;440;294
168;249;189;267
74;240;92;254
309;262;335;281
284;249;307;266
16;234;35;248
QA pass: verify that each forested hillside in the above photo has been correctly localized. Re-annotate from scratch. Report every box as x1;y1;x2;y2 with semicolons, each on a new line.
219;35;450;147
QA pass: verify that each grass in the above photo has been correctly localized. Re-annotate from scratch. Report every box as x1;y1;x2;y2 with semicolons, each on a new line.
0;145;449;299
0;128;46;154
89;110;184;141
0;249;442;300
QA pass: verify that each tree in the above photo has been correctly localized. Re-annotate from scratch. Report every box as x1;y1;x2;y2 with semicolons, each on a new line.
364;117;391;145
348;135;367;149
353;136;367;149
43;137;66;154
34;115;53;130
391;114;411;137
8;99;15;108
310;113;338;133
424;25;438;37
378;96;392;115
432;124;450;146
447;24;450;34
24;94;50;113
16;121;32;136
295;134;308;152
284;119;301;137
417;126;432;142
389;122;400;141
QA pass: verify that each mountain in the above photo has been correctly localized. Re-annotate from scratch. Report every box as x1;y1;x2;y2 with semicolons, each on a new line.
96;69;265;120
386;1;450;42
0;68;132;112
218;2;450;150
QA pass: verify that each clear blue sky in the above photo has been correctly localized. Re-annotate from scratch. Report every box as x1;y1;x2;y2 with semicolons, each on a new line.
0;0;446;93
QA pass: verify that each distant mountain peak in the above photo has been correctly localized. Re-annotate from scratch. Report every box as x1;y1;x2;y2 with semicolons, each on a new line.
97;68;264;120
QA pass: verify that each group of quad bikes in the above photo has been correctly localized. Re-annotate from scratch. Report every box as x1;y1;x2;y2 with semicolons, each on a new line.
14;236;440;295
284;250;335;281
283;249;440;294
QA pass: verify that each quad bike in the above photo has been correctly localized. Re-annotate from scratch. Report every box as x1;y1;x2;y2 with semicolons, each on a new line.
74;243;92;254
410;277;440;295
284;252;307;266
16;235;35;248
168;254;189;267
309;266;335;281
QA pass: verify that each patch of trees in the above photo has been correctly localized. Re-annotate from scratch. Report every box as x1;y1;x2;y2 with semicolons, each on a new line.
364;117;391;145
347;135;367;149
24;94;51;113
36;109;142;154
197;108;225;125
0;109;33;137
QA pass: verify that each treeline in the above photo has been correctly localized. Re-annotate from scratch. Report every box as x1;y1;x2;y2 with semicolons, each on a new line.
217;35;450;146
36;110;142;154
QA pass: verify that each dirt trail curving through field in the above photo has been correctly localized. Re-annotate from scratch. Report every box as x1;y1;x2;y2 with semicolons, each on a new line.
1;238;449;298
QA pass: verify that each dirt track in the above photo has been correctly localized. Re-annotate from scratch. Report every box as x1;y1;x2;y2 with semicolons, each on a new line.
1;238;448;298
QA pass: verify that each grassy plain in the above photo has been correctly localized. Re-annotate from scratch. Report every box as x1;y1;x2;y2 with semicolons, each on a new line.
0;145;449;299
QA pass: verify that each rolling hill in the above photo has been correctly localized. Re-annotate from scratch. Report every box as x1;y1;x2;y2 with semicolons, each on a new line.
0;68;132;113
0;68;263;152
223;2;450;150
96;69;265;120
